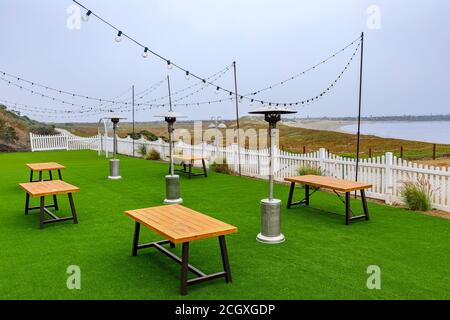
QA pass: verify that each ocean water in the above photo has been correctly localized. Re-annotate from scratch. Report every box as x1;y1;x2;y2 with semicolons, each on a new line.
341;121;450;144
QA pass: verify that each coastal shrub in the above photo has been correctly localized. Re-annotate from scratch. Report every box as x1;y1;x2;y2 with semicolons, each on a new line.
146;149;161;161
401;176;433;211
298;164;323;176
137;144;147;158
210;158;232;175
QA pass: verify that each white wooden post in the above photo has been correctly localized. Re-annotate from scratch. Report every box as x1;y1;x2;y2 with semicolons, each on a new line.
319;148;326;172
385;152;394;204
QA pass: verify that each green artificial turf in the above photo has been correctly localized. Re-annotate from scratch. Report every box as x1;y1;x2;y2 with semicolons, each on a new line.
0;150;449;300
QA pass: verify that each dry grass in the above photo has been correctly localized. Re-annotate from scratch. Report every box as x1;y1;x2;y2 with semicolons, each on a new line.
58;118;450;161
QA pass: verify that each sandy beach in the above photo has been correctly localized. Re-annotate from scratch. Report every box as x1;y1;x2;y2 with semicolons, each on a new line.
282;119;360;133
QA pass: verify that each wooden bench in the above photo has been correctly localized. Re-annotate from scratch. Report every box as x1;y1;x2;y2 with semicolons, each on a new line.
27;162;65;182
19;180;79;229
125;204;237;295
284;175;372;225
172;155;207;178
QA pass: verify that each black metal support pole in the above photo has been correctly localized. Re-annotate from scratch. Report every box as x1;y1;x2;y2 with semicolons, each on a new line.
232;61;242;176
132;85;135;158
355;32;364;197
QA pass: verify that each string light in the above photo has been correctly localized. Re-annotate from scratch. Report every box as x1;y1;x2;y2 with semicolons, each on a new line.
142;47;149;58
185;71;190;80
82;10;91;22
72;0;362;107
167;60;172;70
115;31;122;42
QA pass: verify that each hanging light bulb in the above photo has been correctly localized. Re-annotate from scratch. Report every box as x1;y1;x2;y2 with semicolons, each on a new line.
142;47;149;58
115;31;123;42
239;96;243;103
167;60;172;70
185;71;190;80
215;87;220;95
82;10;92;22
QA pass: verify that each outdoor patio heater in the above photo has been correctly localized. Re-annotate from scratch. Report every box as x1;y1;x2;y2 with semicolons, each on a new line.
105;114;126;180
155;76;186;204
249;105;297;244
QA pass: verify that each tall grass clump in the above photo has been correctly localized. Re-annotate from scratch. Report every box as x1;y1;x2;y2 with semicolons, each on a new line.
145;149;161;161
210;157;232;175
298;164;323;176
401;176;433;211
137;144;147;158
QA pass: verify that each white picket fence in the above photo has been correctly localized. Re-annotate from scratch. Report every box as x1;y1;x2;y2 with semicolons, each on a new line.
30;132;450;212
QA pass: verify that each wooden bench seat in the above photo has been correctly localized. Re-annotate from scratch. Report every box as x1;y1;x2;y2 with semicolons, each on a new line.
26;162;65;182
20;180;79;229
125;204;237;295
284;175;372;225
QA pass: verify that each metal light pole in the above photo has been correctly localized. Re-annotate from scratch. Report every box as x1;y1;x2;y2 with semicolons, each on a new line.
232;61;242;176
132;85;135;158
249;106;297;244
104;114;126;180
208;116;227;156
155;76;186;204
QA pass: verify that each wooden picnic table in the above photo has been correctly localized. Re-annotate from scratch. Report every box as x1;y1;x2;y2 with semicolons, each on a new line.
19;180;79;229
26;162;65;182
284;175;372;225
125;204;237;295
172;155;207;178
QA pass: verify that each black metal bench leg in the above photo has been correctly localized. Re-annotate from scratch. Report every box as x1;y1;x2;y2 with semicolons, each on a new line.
132;222;141;256
68;193;78;224
219;235;232;283
345;192;350;225
29;170;33;182
202;159;207;177
361;190;370;221
50;170;59;210
170;241;175;248
25;193;30;215
180;242;190;295
39;196;45;229
305;184;310;206
287;182;295;209
58;169;63;180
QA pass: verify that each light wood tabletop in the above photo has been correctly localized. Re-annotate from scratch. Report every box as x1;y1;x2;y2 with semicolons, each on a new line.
173;155;206;162
20;180;80;197
26;162;65;171
125;204;237;244
285;175;372;192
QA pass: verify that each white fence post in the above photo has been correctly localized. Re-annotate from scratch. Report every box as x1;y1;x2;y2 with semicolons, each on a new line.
385;152;394;204
319;148;326;172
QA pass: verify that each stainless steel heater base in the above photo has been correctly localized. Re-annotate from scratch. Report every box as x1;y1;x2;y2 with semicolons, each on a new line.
164;174;183;204
108;159;122;180
256;198;285;244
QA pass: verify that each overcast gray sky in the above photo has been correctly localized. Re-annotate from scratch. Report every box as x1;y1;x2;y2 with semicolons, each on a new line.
0;0;449;122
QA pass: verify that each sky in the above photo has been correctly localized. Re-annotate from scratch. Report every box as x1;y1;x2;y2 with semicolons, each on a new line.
0;0;449;123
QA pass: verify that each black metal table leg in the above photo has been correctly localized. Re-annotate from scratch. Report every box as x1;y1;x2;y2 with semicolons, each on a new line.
29;170;33;182
68;193;78;224
202;159;207;177
38;171;43;181
188;162;192;179
58;169;63;180
25;193;30;215
39;196;45;229
345;192;351;225
180;242;190;295
48;170;59;210
361;190;370;221
170;241;175;248
219;236;232;283
305;184;310;206
132;222;141;256
287;182;295;209
49;170;53;180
